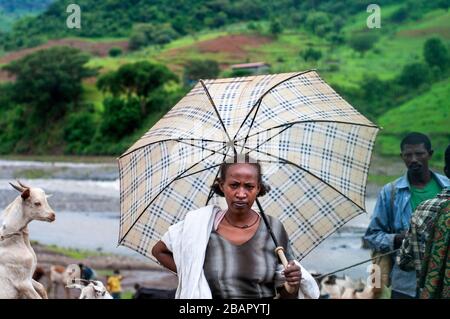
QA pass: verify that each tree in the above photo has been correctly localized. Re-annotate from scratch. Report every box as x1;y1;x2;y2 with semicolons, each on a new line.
398;63;430;88
3;46;95;121
390;7;409;22
109;47;122;57
204;12;228;28
359;74;393;118
423;38;449;70
269;20;283;38
327;32;345;47
348;33;378;56
129;23;178;50
304;11;330;34
301;47;322;61
183;60;220;86
100;97;141;140
64;109;97;154
97;61;178;116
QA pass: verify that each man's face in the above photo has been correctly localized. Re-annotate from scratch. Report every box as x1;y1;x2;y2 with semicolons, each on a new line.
400;143;432;176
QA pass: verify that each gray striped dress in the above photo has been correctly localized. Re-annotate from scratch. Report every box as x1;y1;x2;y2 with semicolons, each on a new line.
203;215;293;299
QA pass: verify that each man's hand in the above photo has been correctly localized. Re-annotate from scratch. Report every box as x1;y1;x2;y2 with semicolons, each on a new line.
394;230;407;249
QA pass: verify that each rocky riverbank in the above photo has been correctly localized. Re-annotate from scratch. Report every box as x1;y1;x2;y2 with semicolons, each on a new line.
0;157;385;213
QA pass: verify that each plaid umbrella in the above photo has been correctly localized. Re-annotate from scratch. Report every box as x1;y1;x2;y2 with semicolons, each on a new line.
118;70;379;261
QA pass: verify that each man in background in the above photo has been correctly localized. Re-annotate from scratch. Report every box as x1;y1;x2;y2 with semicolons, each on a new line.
364;132;449;298
399;144;450;298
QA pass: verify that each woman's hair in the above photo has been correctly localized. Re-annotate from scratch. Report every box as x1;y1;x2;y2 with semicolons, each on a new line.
210;154;271;197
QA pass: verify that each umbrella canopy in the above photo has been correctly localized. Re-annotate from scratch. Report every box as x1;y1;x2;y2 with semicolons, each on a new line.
118;70;379;260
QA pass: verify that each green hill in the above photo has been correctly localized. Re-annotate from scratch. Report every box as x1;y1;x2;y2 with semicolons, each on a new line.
2;0;446;50
0;0;54;32
0;0;448;156
377;78;450;164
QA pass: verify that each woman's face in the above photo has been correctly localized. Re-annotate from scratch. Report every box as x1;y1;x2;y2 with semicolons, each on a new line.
219;163;261;213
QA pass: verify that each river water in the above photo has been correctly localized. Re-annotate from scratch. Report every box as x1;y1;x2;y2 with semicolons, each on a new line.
0;159;379;280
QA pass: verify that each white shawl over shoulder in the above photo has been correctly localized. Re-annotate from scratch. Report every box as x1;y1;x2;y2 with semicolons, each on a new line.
161;205;320;299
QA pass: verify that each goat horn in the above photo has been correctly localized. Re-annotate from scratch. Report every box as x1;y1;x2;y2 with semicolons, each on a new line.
17;180;29;189
9;182;24;193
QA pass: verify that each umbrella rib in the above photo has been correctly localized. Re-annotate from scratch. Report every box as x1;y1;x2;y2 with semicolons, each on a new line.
119;138;226;159
233;70;314;142
176;139;228;157
175;163;222;180
238;99;262;154
205;145;231;205
236;123;294;155
242;146;366;212
119;143;228;245
199;80;235;151
234;119;379;143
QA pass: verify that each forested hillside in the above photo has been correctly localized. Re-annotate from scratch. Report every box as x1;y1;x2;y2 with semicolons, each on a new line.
2;0;447;50
0;0;54;31
0;0;448;162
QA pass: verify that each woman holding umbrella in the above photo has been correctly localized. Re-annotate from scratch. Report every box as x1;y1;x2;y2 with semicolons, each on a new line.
152;156;320;299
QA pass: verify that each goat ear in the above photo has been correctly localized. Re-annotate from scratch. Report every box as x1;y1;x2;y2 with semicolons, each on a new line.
21;188;30;200
9;182;24;193
46;194;53;199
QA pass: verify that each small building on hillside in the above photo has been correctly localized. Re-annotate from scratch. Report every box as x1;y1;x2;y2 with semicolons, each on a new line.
230;62;270;75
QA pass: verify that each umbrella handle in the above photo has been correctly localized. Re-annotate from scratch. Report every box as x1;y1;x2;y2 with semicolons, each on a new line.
275;247;297;295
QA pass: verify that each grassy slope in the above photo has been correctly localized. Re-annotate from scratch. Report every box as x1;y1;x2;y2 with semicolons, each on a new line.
324;9;450;88
377;77;450;165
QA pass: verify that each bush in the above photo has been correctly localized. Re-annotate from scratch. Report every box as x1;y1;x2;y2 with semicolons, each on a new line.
348;33;378;56
230;69;253;77
423;38;449;71
129;23;178;50
398;63;430;88
269;20;283;37
359;75;394;119
100;97;141;140
305;12;330;35
183;60;220;86
301;47;322;61
108;47;122;57
0;105;26;154
327;33;345;46
390;7;409;22
64;110;98;154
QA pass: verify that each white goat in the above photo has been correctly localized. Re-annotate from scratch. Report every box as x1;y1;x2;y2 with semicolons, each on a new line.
67;279;113;299
0;181;56;299
320;275;374;299
319;274;382;299
48;265;75;299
